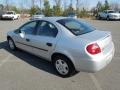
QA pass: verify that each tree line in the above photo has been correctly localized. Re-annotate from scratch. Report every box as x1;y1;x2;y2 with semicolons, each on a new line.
30;0;89;17
0;0;120;17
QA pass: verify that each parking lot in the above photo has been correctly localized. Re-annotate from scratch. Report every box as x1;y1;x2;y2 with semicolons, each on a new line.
0;18;120;90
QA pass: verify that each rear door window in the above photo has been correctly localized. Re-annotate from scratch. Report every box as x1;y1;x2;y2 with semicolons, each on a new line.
37;21;58;37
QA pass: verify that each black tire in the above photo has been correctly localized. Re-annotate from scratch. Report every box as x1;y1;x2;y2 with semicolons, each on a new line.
98;15;101;20
12;17;15;20
107;16;110;21
52;55;75;77
16;17;18;20
8;38;16;51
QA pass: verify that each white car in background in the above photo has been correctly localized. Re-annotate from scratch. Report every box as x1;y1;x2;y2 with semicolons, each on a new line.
2;11;20;20
98;10;120;20
68;12;77;19
30;12;45;20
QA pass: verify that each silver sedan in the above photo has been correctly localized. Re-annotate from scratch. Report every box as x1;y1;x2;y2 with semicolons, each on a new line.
7;17;115;77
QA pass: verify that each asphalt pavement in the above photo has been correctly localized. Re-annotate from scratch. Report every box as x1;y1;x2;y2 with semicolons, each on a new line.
0;18;120;90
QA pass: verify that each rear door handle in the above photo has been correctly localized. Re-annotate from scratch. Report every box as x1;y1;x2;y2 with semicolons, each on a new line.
46;43;52;47
26;38;30;42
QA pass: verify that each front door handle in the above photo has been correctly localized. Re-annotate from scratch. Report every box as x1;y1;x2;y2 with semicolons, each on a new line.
26;38;30;42
46;43;52;47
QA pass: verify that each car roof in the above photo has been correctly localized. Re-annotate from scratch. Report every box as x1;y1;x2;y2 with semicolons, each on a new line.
6;11;15;12
32;17;68;22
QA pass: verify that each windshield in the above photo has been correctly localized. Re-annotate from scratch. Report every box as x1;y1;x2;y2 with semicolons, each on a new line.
108;11;116;13
57;18;95;36
35;12;44;15
6;12;13;14
68;13;76;16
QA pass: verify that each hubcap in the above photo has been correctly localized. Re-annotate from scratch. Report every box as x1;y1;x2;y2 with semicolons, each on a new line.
9;39;14;49
55;59;69;75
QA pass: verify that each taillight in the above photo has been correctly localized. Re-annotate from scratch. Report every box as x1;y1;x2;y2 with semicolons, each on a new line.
86;43;101;55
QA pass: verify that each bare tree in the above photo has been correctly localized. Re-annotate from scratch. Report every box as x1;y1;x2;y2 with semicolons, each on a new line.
69;0;74;12
110;2;120;10
19;0;24;14
53;0;62;16
76;0;82;9
31;0;35;7
63;0;67;10
19;0;29;14
54;0;61;7
76;0;82;14
39;0;42;10
70;0;73;8
0;4;4;11
5;0;9;10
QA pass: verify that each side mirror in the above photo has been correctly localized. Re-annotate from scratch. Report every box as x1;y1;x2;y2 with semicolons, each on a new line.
20;30;25;38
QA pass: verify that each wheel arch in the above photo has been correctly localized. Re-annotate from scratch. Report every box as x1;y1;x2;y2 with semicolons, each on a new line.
7;36;12;40
7;36;15;44
51;52;76;70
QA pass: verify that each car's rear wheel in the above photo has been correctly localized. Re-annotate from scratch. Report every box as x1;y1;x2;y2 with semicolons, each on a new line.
53;55;75;77
8;38;16;50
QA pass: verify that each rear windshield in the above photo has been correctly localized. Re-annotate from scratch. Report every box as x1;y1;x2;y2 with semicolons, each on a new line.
57;18;95;36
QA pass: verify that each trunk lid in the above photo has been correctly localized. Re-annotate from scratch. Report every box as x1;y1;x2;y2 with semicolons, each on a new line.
79;30;112;51
79;30;111;41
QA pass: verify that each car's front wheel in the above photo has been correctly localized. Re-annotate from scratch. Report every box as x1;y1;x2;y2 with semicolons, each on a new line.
12;17;15;20
107;16;110;21
97;15;101;20
8;38;16;50
53;55;75;77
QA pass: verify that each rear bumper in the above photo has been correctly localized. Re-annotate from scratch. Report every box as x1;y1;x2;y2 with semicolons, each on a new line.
75;43;115;72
